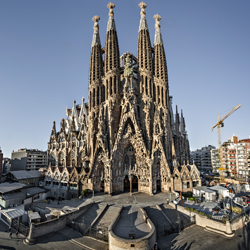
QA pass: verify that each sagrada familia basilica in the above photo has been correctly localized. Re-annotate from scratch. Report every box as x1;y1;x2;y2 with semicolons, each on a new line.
45;2;201;200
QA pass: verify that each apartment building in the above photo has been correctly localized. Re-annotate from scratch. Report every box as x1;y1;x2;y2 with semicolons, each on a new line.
211;135;250;178
11;149;48;171
190;145;215;171
211;148;219;172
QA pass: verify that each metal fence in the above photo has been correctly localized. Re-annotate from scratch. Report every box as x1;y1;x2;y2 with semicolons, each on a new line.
67;220;85;235
86;225;108;242
12;218;29;236
155;219;195;240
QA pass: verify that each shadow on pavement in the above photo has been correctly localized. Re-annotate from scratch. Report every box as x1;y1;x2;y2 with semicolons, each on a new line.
237;217;250;250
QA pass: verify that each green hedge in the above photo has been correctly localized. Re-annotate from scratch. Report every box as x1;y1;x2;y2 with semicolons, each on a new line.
81;189;89;197
185;206;211;219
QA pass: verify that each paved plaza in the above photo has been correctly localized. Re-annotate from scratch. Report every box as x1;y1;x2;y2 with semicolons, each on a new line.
0;192;250;249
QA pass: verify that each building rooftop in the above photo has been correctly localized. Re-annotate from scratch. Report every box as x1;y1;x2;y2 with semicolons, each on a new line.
210;185;228;191
28;212;41;221
1;204;25;220
11;170;41;180
193;186;216;193
3;192;23;200
0;182;26;193
26;187;47;196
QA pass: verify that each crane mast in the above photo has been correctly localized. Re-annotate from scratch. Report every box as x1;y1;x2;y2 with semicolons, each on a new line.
211;104;241;180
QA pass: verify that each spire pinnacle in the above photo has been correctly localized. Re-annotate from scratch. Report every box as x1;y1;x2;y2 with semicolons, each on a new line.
139;2;147;16
107;2;116;31
154;14;163;45
91;15;101;47
138;2;148;31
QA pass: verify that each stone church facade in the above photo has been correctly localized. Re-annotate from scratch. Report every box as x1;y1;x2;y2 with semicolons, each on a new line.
45;2;201;200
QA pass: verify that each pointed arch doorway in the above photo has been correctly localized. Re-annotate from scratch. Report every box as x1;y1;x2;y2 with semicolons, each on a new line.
157;179;161;192
132;175;138;192
123;175;130;192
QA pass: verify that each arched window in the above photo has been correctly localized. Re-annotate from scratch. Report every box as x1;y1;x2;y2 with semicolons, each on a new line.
51;153;56;166
153;83;156;102
114;76;116;94
93;88;95;107
59;152;64;166
131;154;136;169
71;151;75;167
161;87;164;106
123;145;136;171
165;90;168;107
145;76;148;95
110;77;112;96
149;79;152;97
124;155;129;170
141;75;144;93
157;86;160;104
106;80;108;99
97;87;99;105
102;85;105;102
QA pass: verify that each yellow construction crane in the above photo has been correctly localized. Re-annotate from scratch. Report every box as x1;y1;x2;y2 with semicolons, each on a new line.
211;104;241;181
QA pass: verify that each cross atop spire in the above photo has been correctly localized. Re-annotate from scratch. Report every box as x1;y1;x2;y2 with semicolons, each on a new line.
107;2;116;31
138;2;148;31
91;15;101;47
154;14;163;45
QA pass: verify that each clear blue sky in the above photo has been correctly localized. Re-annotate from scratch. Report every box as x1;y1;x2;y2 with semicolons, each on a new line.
1;0;249;158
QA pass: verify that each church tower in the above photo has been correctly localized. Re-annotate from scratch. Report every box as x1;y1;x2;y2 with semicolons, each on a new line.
137;2;154;150
88;15;104;158
104;3;121;149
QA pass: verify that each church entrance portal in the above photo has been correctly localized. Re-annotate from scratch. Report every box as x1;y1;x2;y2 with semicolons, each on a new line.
100;180;104;192
124;175;130;192
132;176;138;191
157;180;161;192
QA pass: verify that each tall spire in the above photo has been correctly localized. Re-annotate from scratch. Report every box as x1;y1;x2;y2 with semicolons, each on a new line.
153;14;168;83
138;1;148;31
137;2;153;73
91;16;101;47
107;2;116;31
104;2;120;74
89;15;103;86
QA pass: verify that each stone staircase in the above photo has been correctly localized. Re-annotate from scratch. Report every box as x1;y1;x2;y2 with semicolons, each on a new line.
160;203;191;230
75;203;106;234
87;204;121;242
93;204;121;228
144;205;173;239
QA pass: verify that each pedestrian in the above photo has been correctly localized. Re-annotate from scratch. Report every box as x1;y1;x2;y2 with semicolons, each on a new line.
16;230;19;238
153;242;160;250
9;231;12;238
8;226;11;232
